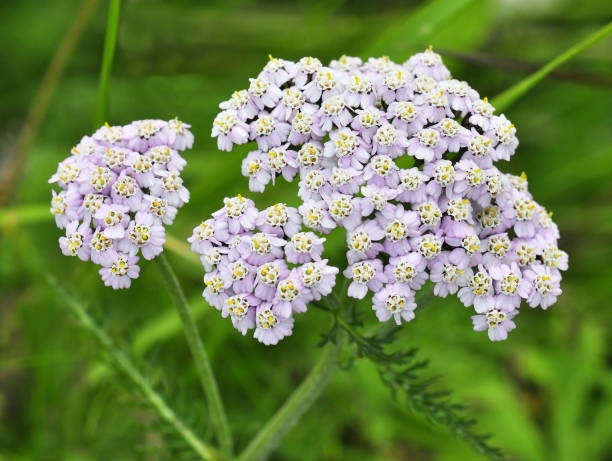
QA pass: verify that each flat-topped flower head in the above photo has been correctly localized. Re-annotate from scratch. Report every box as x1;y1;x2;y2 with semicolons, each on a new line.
50;119;194;289
210;49;567;342
191;196;338;345
329;128;359;158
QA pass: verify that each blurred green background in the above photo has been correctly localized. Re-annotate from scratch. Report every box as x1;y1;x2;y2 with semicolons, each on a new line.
1;0;612;460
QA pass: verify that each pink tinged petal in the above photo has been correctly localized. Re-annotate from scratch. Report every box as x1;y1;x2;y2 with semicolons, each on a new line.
540;295;557;309
433;283;449;297
488;264;504;280
293;299;308;314
488;326;508;341
275;301;292;318
527;292;542;307
141;244;161;260
348;282;368;299
399;310;415;324
471;315;488;332
515;221;535;238
458;287;474;307
473;295;492;313
374;306;392;322
103;225;125;239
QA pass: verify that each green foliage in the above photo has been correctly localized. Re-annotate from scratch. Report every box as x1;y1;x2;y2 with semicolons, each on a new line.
44;273;219;461
317;288;504;460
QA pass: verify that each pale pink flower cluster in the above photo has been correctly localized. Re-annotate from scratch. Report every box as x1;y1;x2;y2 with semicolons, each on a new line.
50;119;194;289
188;195;338;345
211;49;568;342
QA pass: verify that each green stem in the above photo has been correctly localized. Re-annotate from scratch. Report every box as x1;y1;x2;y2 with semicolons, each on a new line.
94;0;121;127
156;254;234;457
45;274;219;461
493;21;612;112
238;340;341;461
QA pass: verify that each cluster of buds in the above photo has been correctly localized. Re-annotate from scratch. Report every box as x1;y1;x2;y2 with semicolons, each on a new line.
50;119;194;288
188;195;339;344
211;48;568;341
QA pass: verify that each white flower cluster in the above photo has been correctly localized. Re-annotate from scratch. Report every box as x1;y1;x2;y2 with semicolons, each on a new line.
188;195;338;345
50;119;194;289
210;49;568;342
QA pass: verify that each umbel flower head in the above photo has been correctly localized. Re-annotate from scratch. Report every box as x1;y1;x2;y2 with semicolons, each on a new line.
49;118;194;289
210;48;568;342
188;195;338;345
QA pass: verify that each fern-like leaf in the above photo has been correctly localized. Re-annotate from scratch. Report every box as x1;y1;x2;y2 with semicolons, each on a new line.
324;299;506;460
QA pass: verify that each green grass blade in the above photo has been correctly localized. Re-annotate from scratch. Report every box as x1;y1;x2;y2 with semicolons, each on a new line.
0;0;100;205
44;274;220;461
0;204;53;228
94;0;122;127
492;22;612;112
364;0;477;58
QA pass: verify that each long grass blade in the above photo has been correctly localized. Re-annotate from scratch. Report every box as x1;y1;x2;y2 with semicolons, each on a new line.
45;274;221;461
364;0;477;58
492;22;612;112
94;0;122;126
0;0;101;205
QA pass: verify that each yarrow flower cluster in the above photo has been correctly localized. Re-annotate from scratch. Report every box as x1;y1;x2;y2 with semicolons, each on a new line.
50;119;194;289
211;49;568;342
188;196;338;345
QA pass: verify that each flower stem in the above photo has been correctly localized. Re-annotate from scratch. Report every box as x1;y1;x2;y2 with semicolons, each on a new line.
156;253;234;457
45;274;219;461
492;21;612;112
237;339;342;461
94;0;121;127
